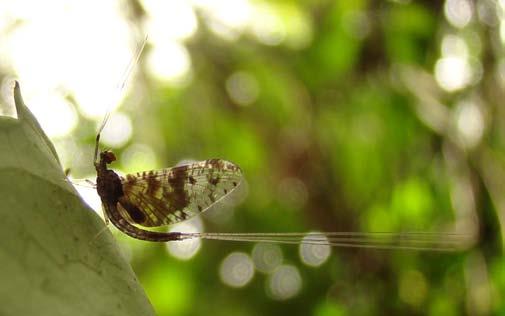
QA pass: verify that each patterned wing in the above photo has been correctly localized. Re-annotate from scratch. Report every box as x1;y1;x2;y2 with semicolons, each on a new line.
117;159;243;227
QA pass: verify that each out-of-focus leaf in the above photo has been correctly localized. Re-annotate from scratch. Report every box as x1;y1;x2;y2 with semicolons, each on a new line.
0;83;154;316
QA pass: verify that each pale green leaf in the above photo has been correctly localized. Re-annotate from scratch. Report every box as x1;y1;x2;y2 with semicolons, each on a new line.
0;82;154;316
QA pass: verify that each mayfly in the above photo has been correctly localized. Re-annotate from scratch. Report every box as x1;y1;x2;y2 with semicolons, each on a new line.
93;38;469;251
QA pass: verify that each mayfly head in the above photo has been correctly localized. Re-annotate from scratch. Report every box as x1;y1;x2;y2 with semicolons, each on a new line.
101;151;117;164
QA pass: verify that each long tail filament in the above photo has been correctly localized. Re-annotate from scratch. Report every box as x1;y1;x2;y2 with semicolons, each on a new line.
179;231;472;251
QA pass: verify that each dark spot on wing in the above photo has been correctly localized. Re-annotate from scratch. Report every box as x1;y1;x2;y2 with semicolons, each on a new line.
207;159;223;169
119;196;146;224
121;174;138;193
168;166;188;188
163;166;190;211
209;176;220;186
189;175;196;185
145;170;161;195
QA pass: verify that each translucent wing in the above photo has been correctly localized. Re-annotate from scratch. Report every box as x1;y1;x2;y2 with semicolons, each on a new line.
117;159;242;227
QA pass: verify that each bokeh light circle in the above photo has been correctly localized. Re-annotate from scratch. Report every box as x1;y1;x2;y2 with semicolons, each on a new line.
299;233;331;267
165;217;203;261
225;71;260;106
252;243;283;273
219;252;255;288
267;264;302;300
99;112;133;148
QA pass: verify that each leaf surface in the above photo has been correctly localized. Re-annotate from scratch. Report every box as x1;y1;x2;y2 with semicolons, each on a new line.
0;83;154;316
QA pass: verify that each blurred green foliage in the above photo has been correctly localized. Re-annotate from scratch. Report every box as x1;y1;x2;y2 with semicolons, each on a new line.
106;1;503;315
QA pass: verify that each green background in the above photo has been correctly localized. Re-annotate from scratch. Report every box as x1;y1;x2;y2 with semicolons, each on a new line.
2;1;505;315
